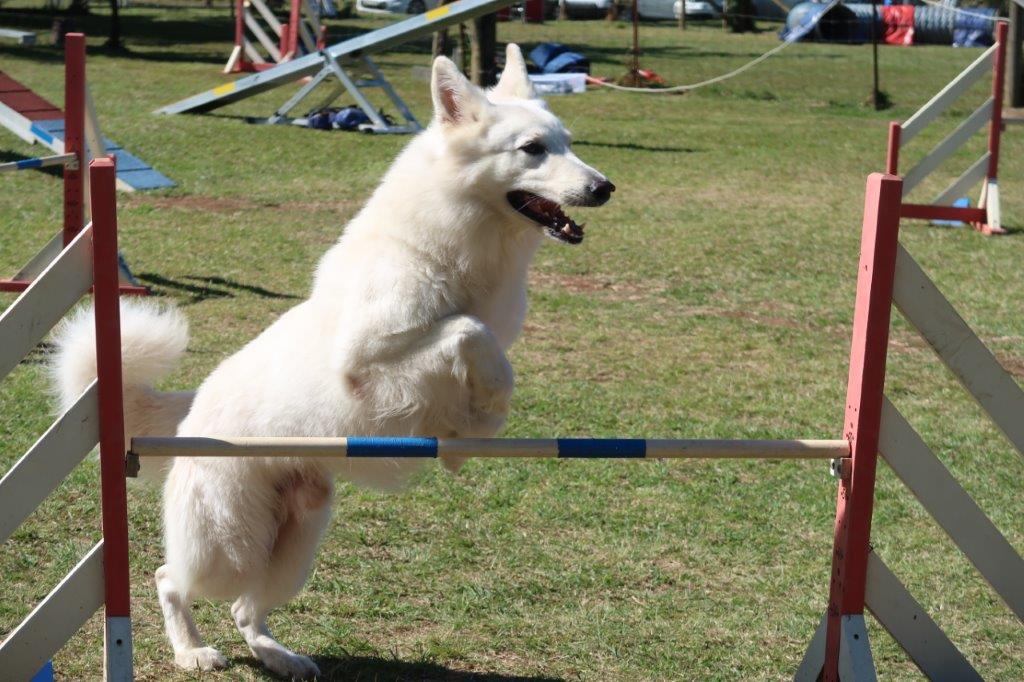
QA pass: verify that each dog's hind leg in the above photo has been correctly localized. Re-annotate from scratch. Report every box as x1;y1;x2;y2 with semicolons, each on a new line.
231;474;332;680
155;565;228;671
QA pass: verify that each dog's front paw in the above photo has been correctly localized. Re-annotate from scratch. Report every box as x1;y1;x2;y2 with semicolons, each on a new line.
175;646;228;671
467;353;514;416
261;650;320;680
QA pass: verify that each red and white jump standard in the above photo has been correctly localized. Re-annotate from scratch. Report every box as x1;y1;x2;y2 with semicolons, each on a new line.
887;22;1010;235
1;169;1022;678
0;33;149;295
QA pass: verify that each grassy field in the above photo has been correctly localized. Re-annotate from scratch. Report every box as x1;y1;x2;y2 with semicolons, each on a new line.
1;4;1023;680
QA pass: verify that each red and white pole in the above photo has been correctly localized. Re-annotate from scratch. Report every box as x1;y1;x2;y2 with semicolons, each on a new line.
62;33;85;247
90;156;133;680
820;173;903;681
885;122;901;177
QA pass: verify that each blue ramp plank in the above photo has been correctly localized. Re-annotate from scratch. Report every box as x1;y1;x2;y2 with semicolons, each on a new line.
34;118;175;191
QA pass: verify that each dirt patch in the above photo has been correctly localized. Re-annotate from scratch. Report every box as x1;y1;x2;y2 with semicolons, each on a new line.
530;271;666;301
995;354;1024;379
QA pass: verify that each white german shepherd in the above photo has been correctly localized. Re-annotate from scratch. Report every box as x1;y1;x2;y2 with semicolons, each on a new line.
52;45;612;679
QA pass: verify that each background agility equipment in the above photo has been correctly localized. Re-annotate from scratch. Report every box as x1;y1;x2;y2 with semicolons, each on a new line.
886;22;1009;234
157;0;514;132
1;34;148;295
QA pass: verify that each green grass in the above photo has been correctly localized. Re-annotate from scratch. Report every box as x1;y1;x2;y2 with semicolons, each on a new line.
2;4;1023;680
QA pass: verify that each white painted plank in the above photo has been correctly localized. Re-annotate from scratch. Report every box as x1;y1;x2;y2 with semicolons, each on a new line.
0;382;98;543
933;153;989;206
901;98;993;196
865;551;981;680
839;615;876;681
0;540;105;680
794;612;827;682
104;616;133;682
893;245;1024;458
0;101;41;145
245;10;282;61
984;180;1001;233
0;224;93;381
901;46;995;145
12;231;64;281
880;399;1024;621
249;0;284;33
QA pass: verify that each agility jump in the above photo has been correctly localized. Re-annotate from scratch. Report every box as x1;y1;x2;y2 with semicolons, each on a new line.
1;161;1021;678
0;34;149;296
887;21;1009;234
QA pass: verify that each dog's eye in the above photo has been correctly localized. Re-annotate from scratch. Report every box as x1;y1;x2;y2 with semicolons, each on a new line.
519;142;546;156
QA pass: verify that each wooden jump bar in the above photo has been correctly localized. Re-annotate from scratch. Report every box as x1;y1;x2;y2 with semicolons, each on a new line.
129;436;849;467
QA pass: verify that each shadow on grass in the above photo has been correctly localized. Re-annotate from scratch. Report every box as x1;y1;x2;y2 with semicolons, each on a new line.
135;273;300;303
235;655;565;681
574;140;699;154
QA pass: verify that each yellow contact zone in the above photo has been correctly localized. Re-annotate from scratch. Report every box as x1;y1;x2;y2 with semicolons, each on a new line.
213;82;237;96
425;5;451;20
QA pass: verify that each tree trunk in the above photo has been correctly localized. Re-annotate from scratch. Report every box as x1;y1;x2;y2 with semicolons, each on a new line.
106;0;122;49
432;0;454;58
469;13;497;87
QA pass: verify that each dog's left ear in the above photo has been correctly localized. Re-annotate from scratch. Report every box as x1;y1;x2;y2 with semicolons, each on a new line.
492;43;535;100
431;56;488;126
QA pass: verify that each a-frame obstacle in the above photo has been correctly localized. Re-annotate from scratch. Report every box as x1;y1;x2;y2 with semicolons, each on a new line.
157;0;514;133
0;171;1021;678
887;22;1010;235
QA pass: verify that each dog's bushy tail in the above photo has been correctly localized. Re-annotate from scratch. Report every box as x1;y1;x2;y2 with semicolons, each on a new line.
51;300;193;483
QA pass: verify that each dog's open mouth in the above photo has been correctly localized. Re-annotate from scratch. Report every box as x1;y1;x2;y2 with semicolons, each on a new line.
507;191;584;245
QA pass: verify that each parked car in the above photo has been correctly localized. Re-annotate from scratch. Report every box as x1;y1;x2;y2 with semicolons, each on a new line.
560;0;614;19
673;0;722;19
356;0;439;14
636;0;676;19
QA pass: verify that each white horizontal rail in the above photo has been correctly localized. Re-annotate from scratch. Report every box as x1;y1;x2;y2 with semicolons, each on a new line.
0;224;93;381
0;382;99;543
901;45;995;146
901;98;993;196
864;551;981;680
0;540;105;680
130;436;849;461
893;244;1024;458
880;399;1024;622
933;153;989;206
0;153;76;173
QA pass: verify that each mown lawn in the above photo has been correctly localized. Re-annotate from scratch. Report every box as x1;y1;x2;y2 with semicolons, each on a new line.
1;4;1022;680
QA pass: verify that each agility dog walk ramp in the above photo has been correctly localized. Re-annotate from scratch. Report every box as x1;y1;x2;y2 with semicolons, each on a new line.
157;0;513;133
0;69;174;192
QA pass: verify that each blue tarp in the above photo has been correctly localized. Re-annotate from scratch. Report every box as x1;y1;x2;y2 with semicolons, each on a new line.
528;43;590;75
953;6;996;48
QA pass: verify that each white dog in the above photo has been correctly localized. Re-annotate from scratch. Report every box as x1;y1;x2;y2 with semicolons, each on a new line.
52;45;612;679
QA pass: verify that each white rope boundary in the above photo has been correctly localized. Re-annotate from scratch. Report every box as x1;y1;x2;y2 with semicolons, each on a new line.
918;0;1007;23
591;0;840;94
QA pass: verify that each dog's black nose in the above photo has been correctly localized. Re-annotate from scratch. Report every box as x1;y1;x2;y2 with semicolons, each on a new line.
588;179;616;205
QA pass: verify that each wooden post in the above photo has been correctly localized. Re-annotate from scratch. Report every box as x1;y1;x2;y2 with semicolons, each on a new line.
678;0;686;30
89;156;134;679
1008;1;1022;108
820;173;903;681
469;13;497;87
63;34;85;247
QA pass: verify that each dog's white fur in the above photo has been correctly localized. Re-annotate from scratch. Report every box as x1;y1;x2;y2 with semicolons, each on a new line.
51;46;609;679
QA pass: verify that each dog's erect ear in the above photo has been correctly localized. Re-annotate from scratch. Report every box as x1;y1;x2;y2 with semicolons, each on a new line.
492;43;535;100
431;56;487;125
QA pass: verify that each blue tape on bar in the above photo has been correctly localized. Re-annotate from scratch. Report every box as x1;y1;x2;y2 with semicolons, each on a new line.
28;123;54;145
346;437;438;457
557;438;646;458
16;157;43;169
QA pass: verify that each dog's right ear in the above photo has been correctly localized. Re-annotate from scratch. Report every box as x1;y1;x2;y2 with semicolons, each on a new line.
431;57;487;126
492;43;535;100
